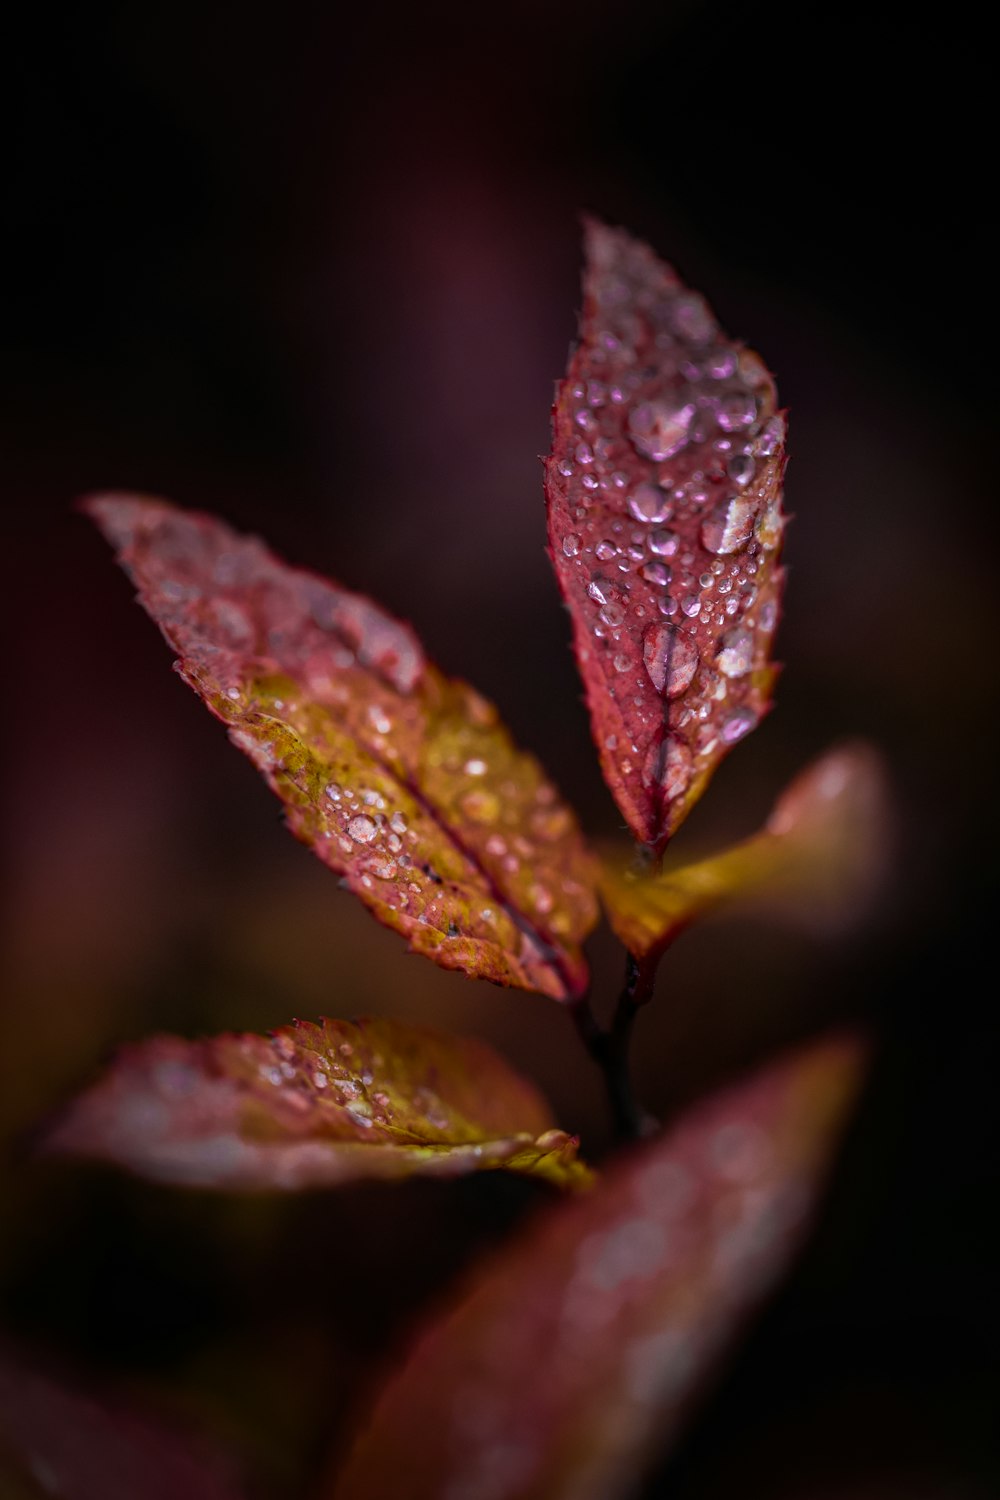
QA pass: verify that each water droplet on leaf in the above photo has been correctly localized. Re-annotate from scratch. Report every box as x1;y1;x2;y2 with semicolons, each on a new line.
721;706;758;743
628;399;696;462
700;496;757;556
716;627;754;677
648;529;679;557
716;391;758;431
642;734;693;798
627;482;672;524
642;624;699;697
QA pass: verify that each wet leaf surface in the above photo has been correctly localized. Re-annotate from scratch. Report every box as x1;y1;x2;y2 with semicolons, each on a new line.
85;496;598;1000
44;1017;590;1191
328;1036;864;1500
0;1349;243;1500
600;743;891;962
545;222;788;853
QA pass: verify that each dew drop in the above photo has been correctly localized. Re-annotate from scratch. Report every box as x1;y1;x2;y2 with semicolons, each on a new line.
727;454;756;489
627;399;695;462
529;884;554;915
716;627;754;677
389;811;408;834
756;413;786;457
563;533;581;558
529;805;572;840
716;391;758;431
700;496;757;555
648;529;679;558
599;601;625;628
642;624;699;698
721;706;758;743
461;789;501;823
642;561;671;587
642;734;693;798
587;580;608;605
705;347;737;379
595;539;618;561
348;814;377;844
627;481;672;524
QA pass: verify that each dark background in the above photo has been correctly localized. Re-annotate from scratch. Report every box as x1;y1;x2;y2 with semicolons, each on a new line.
3;4;995;1497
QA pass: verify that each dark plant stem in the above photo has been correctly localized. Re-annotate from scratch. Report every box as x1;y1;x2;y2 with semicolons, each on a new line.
571;951;661;1143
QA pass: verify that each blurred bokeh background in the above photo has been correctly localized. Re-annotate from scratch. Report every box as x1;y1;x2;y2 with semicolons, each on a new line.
3;3;995;1496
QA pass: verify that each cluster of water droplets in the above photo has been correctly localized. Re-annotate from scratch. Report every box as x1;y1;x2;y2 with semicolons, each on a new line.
159;505;596;965
243;1028;401;1134
414;704;598;945
319;768;424;898
552;228;787;805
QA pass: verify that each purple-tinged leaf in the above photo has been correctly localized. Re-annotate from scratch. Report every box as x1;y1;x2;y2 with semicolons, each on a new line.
45;1017;591;1191
545;222;788;854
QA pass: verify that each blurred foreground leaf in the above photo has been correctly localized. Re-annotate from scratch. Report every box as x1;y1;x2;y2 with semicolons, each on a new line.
600;743;891;963
0;1349;243;1500
45;1017;590;1191
328;1035;864;1500
85;496;597;1000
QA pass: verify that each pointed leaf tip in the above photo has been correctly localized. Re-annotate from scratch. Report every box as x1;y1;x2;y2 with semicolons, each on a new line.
328;1034;865;1500
546;223;788;852
44;1017;592;1192
84;495;597;1000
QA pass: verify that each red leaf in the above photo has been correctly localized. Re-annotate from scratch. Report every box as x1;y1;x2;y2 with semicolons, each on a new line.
328;1036;864;1500
0;1349;243;1500
44;1017;591;1191
545;222;788;853
600;742;892;962
85;496;598;1000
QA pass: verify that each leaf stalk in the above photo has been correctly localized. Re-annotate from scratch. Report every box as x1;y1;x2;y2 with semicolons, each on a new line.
571;951;660;1143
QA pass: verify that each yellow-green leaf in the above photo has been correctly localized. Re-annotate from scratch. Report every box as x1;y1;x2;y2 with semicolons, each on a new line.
600;742;890;962
84;495;598;1001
